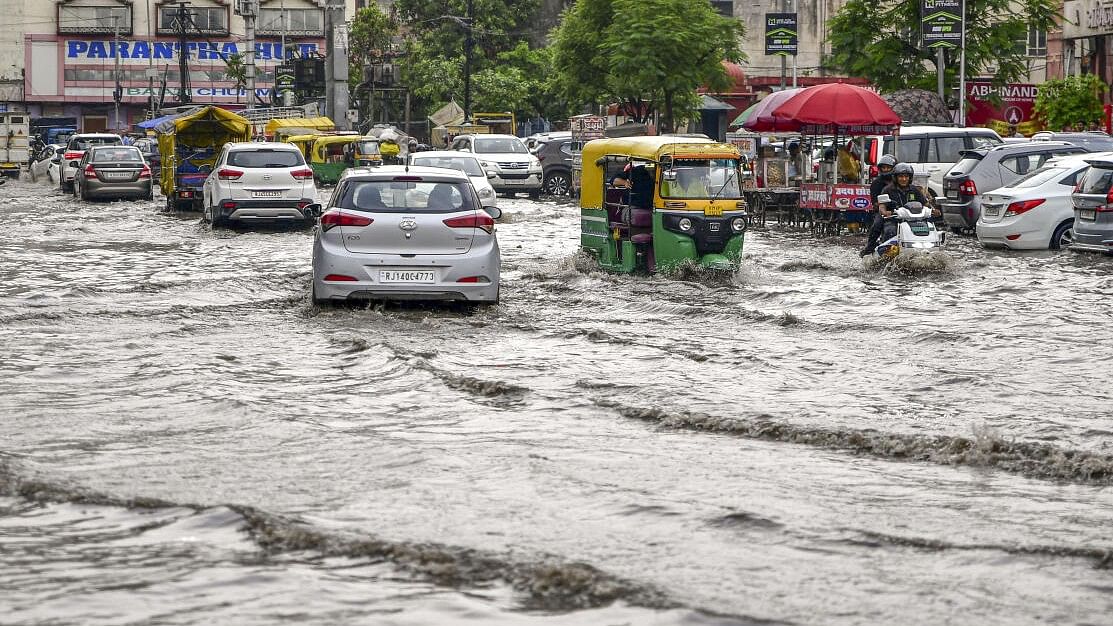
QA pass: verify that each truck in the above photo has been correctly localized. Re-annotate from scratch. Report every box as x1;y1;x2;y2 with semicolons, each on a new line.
0;112;31;179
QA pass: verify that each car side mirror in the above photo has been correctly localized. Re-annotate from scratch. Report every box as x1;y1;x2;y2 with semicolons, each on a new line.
51;158;61;164
486;171;496;179
483;205;502;220
302;203;323;218
69;160;79;167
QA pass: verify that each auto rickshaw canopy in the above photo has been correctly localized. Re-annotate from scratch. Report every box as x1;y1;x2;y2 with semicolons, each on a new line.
310;134;362;163
154;106;251;195
265;116;335;138
579;136;742;209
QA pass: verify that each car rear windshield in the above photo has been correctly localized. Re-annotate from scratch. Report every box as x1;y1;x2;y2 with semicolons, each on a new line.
1073;137;1113;151
473;137;528;154
93;147;142;163
341;180;476;214
1079;165;1113;194
227;149;304;168
1008;166;1069;189
949;156;983;175
411;156;484;177
70;136;121;150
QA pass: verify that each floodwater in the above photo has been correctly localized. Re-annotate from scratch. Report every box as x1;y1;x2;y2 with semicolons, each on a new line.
1;178;1111;625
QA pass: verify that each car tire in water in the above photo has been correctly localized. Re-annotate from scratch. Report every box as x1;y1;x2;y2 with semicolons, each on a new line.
1050;219;1074;250
205;204;225;228
544;171;571;196
310;280;325;305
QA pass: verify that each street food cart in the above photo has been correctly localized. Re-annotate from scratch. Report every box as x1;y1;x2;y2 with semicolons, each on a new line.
569;114;606;197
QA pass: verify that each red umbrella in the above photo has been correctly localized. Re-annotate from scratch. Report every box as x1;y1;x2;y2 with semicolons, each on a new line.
741;87;805;132
771;83;901;131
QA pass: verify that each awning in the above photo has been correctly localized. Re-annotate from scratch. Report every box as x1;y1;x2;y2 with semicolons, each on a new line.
137;111;190;129
699;95;735;111
265;116;335;135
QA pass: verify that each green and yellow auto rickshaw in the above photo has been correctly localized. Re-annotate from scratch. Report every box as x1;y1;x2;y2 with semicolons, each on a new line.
306;134;362;185
353;137;383;166
579;136;748;273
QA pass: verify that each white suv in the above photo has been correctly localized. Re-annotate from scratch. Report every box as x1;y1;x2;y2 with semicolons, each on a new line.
451;134;542;198
60;133;122;193
201;142;317;227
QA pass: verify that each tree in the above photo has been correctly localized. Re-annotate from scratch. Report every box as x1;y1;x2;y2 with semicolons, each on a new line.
825;0;1058;99
224;52;247;104
1033;75;1107;131
551;0;745;132
348;5;399;92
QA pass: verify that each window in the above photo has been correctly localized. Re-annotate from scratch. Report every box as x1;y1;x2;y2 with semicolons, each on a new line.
895;138;923;163
928;137;965;164
341;180;478;214
257;8;324;36
93;147;142;162
411;156;484;177
58;5;132;35
158;5;228;35
999;154;1044;177
1015;26;1046;57
226;149;304;168
473;137;528;154
710;1;733;17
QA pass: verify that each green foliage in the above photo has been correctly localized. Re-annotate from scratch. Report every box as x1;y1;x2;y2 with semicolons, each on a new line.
1033;75;1108;131
348;5;399;92
551;0;745;131
399;40;463;104
224;52;247;102
825;0;1058;98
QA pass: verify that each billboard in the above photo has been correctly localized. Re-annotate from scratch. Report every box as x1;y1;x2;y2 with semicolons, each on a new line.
764;13;798;56
921;0;963;49
965;82;1042;136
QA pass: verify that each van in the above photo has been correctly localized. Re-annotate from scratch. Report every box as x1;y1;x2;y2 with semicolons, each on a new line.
863;126;1003;199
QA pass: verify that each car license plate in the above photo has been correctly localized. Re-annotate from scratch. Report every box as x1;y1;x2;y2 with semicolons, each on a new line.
252;190;282;198
380;270;435;284
504;179;523;185
946;190;958;199
105;171;131;179
1080;209;1096;221
984;206;1000;216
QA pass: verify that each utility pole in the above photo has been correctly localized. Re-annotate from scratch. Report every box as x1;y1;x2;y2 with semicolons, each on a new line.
146;0;156;116
464;0;474;122
113;12;122;131
958;1;967;126
236;0;258;106
324;0;349;129
175;1;192;104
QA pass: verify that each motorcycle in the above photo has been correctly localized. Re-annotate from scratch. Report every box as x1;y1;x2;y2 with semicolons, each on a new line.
872;195;947;260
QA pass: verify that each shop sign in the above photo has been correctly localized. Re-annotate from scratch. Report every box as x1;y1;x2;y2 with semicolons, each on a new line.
1063;0;1113;39
832;184;872;212
725;132;757;160
764;13;798;57
799;183;830;209
921;0;963;49
65;39;319;61
570;115;605;141
965;81;1042;135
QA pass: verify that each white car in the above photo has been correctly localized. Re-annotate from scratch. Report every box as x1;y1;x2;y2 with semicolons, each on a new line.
30;144;64;184
201;142;318;228
60;133;123;193
408;150;498;207
976;152;1112;250
450;133;543;198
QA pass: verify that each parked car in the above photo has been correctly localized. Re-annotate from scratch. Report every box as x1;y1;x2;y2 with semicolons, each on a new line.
940;141;1086;232
863;126;1003;199
1069;153;1113;254
29;144;64;184
60;133;123;192
133;137;162;182
408;150;498;207
450;133;543;198
1030;131;1113;152
201;142;317;228
73;144;153;201
310;165;502;305
976;153;1109;250
534;134;577;196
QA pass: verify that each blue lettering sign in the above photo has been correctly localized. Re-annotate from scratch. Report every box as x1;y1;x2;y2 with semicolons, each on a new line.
221;42;238;57
132;41;150;58
67;41;88;57
64;39;320;60
88;41;108;58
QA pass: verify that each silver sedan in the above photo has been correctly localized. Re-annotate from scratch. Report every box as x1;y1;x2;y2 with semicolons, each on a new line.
311;166;501;304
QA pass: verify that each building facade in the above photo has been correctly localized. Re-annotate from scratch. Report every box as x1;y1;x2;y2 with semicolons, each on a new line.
1;0;360;131
1055;0;1113;94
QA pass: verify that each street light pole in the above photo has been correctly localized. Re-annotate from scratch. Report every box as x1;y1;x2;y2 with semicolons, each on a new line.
113;13;121;132
463;0;473;123
958;0;967;126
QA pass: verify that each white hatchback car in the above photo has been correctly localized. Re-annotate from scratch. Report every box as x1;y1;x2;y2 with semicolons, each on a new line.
976;152;1112;250
201;142;318;228
407;150;498;207
311;166;501;305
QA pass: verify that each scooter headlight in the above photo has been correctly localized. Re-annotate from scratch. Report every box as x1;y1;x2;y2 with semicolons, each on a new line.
679;217;693;232
731;217;747;233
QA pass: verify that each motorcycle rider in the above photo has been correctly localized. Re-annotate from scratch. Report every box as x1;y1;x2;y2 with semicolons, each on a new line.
860;155;897;256
861;162;934;256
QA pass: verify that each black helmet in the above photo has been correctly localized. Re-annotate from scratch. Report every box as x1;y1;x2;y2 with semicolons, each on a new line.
893;163;914;178
878;154;897;168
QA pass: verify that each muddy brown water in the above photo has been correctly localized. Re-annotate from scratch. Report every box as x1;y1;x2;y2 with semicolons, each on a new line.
1;179;1111;625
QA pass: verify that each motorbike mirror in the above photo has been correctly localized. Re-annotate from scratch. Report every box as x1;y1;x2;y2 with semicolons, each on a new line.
482;205;502;220
877;194;890;204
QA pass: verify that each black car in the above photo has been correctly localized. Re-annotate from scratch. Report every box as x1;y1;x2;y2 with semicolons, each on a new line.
535;133;576;196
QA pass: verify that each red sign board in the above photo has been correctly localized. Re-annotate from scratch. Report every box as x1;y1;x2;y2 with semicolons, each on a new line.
799;183;830;209
831;184;872;212
965;82;1041;136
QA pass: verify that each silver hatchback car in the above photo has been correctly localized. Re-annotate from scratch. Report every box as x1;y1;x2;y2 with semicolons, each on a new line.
311;166;502;304
1070;155;1113;253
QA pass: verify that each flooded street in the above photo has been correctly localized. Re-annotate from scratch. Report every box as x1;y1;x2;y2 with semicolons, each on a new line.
2;177;1112;625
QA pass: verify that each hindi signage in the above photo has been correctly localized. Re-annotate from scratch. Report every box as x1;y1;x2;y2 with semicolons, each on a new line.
764;13;798;56
921;0;963;49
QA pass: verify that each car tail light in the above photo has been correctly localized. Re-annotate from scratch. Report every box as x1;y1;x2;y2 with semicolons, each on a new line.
456;276;489;283
323;274;358;281
290;168;313;180
1004;198;1045;216
1102;189;1113;212
217;168;243;180
443;212;495;234
83;164;97;179
139;164;151;179
320;210;373;232
221;201;237;209
64;151;82;161
959;179;978;196
297;201;310;209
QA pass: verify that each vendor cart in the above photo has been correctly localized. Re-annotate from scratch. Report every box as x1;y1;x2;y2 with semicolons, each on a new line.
155;106;252;211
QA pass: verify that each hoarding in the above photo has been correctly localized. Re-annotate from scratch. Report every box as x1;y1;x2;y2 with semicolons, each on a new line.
764;13;798;56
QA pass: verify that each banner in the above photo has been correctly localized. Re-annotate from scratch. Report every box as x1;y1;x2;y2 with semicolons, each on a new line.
764;13;798;56
965;82;1042;136
921;0;963;49
832;184;872;212
799;183;830;209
